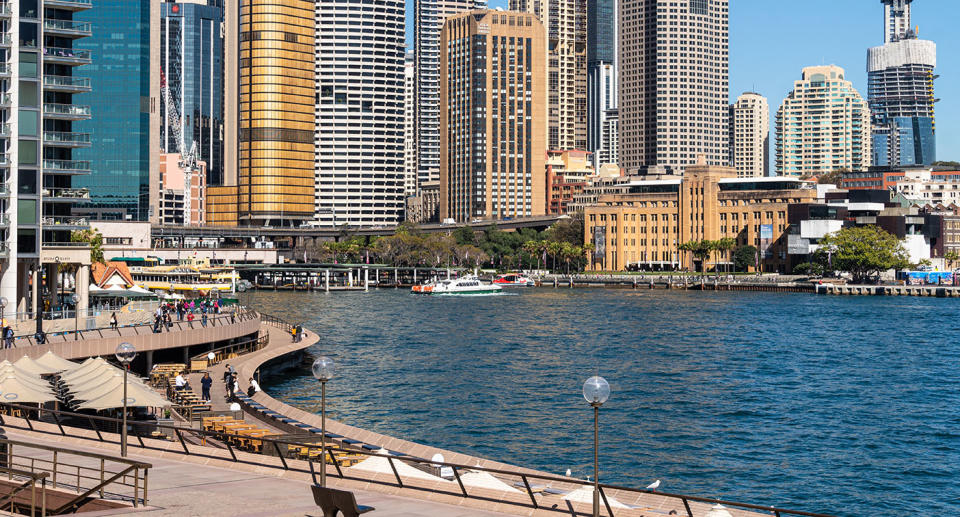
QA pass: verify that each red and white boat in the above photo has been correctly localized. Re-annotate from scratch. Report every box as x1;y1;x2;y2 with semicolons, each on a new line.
492;273;536;287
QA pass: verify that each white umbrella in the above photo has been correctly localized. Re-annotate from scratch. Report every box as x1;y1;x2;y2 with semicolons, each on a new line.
0;371;54;394
75;381;170;410
561;486;631;508
62;364;123;391
0;376;57;403
59;358;117;383
459;471;521;493
71;373;149;403
13;355;54;376
349;455;452;483
34;352;78;373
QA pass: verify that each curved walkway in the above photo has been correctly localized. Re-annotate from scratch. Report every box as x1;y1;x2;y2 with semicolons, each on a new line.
221;324;765;517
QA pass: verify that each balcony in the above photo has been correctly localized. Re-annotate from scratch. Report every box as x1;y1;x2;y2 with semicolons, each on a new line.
42;0;92;11
42;46;91;66
43;75;91;93
43;19;92;38
0;154;9;167
0;63;9;77
0;93;9;107
43;103;90;120
0;34;11;47
41;216;89;229
0;123;9;137
0;3;10;18
43;130;91;148
41;187;90;202
43;159;90;174
0;243;8;259
0;213;9;227
0;183;10;196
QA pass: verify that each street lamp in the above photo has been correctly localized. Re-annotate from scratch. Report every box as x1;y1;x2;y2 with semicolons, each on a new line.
70;293;80;340
207;351;215;367
311;356;335;487
0;296;7;327
115;342;137;457
583;375;610;517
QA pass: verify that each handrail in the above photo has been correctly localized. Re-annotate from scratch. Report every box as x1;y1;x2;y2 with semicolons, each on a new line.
0;402;836;517
188;331;269;368
258;311;292;329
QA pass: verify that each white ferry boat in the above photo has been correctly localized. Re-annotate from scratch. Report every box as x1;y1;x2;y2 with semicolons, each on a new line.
411;276;502;295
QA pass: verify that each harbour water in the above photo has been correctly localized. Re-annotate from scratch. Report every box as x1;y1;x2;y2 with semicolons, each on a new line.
249;288;960;516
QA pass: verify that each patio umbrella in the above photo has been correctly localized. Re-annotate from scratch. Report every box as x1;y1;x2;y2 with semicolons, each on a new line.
459;471;522;493
349;455;452;483
59;358;116;382
75;381;170;410
71;372;151;403
64;364;128;395
0;371;54;394
0;376;57;404
13;355;54;376
561;485;631;508
34;352;78;373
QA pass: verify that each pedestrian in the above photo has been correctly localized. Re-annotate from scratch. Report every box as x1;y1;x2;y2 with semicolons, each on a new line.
249;377;261;393
290;326;296;342
164;311;172;331
200;372;213;402
153;315;162;333
187;312;195;323
222;364;232;384
174;372;186;391
201;311;208;328
229;305;236;324
3;326;12;349
226;373;237;401
109;312;118;330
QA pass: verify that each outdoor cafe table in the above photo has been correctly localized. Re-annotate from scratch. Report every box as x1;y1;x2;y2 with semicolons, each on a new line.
202;416;233;430
236;429;271;450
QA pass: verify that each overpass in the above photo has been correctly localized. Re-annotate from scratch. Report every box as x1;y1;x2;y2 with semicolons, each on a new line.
150;215;567;243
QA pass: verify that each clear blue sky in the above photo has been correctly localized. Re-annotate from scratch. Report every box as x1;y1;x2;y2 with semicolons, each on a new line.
404;0;958;162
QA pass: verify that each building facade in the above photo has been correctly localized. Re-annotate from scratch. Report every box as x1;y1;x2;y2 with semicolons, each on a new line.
546;150;594;215
867;0;936;168
729;92;769;178
618;0;729;175
403;51;416;199
584;161;817;272
314;0;405;226
159;1;225;186
587;0;616;165
413;0;484;194
512;0;587;152
439;10;548;222
776;65;871;177
74;0;160;222
159;153;206;225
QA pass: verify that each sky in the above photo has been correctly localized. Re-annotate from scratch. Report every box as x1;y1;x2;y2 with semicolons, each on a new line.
404;0;958;162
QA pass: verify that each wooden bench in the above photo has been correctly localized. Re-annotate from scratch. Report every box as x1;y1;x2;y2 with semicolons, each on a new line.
310;486;374;517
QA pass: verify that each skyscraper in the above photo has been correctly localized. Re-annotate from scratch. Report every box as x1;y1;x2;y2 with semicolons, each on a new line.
618;0;729;175
868;0;936;167
587;0;617;166
403;51;417;199
1;0;95;312
776;66;872;177
314;0;406;226
729;93;769;178
74;0;160;222
159;1;225;185
413;0;484;193
439;10;548;222
511;0;587;151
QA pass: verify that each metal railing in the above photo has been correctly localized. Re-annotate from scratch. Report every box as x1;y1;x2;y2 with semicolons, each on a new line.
0;436;150;512
41;47;91;61
41;187;90;200
43;131;91;145
188;331;269;370
43;159;91;172
42;19;92;34
40;216;89;227
42;75;90;90
43;103;91;118
258;311;292;330
0;402;836;517
0;465;47;516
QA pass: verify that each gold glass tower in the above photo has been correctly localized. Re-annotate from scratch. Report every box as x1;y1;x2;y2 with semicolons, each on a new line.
237;0;315;226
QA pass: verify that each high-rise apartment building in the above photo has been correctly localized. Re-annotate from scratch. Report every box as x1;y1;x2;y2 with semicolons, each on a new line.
75;0;160;222
413;0;484;194
159;1;225;186
511;0;587;151
776;66;871;177
587;0;617;165
868;0;936;167
598;110;619;167
439;10;548;222
314;0;405;226
403;51;416;199
618;0;729;175
1;0;94;313
729;92;769;178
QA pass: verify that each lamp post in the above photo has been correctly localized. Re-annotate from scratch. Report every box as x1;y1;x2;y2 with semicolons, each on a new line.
0;296;7;327
311;356;335;487
70;293;80;340
115;342;136;457
583;375;610;517
207;351;215;367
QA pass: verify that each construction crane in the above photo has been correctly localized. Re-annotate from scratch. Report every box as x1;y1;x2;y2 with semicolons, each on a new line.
160;66;199;224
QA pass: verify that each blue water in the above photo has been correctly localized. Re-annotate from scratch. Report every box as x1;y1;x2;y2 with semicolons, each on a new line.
250;289;960;516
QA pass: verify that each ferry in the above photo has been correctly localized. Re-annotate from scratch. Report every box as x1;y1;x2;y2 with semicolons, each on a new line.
492;273;536;287
115;257;240;298
411;276;502;295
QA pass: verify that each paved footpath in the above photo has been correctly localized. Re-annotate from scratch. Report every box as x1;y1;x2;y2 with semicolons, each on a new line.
6;428;512;517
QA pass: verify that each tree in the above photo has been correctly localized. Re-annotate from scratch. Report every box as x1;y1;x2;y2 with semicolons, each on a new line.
679;240;714;272
793;262;825;277
71;229;104;263
933;161;960;168
944;250;959;271
733;245;757;272
713;237;737;276
818;226;911;283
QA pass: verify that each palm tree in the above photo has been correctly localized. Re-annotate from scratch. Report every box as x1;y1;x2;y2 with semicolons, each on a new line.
522;241;540;271
713;237;737;277
547;241;563;272
945;250;959;271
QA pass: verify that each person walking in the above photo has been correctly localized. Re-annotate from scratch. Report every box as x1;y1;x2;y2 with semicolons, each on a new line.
109;312;118;330
200;372;213;403
3;326;12;349
222;364;232;384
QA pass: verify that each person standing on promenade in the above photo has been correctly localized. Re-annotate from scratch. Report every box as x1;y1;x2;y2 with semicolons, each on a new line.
200;372;213;403
110;312;118;330
175;372;186;391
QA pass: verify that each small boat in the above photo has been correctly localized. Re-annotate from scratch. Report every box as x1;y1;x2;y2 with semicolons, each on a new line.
492;273;536;287
411;276;502;295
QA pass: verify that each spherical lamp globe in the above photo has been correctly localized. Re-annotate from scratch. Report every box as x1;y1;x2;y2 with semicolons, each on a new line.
582;376;610;406
0;297;7;309
115;342;136;365
312;356;335;382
